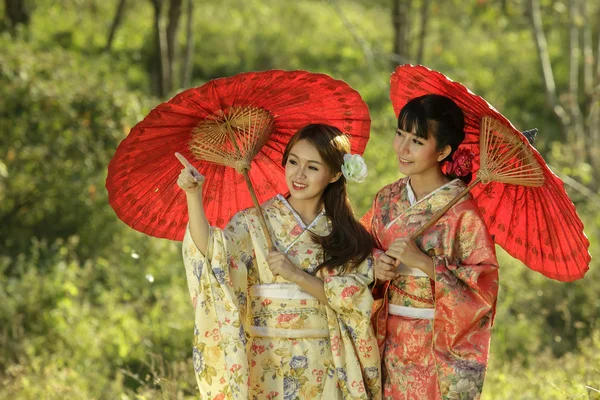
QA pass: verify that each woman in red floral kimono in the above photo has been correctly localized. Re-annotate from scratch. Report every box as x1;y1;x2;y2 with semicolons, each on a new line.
362;94;499;400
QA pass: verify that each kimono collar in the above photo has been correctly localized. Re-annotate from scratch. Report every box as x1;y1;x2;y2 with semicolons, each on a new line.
276;194;326;231
384;178;465;231
406;177;462;206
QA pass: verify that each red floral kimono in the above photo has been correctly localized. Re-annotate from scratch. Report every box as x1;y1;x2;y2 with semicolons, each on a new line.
362;177;499;400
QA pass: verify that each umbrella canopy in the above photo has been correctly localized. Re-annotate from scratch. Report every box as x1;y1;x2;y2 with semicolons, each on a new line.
107;69;371;241
390;64;590;282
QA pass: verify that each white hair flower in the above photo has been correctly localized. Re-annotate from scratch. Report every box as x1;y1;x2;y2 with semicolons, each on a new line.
341;154;368;183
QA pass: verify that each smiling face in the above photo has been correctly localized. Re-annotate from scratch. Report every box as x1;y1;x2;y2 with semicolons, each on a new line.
393;95;466;181
284;139;340;203
393;127;450;177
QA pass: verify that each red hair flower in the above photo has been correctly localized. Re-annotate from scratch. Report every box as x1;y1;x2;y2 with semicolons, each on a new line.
445;148;474;177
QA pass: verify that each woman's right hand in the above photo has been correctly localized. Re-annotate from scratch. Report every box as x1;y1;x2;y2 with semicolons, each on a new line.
175;152;205;194
374;252;399;281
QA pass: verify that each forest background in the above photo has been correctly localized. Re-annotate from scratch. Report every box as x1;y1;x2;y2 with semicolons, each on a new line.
1;0;599;398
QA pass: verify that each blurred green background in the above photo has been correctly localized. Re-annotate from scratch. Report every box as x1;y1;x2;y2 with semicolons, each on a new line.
0;0;598;398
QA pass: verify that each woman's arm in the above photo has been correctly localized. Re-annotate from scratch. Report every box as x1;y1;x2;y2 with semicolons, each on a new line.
385;238;435;279
176;152;210;254
266;251;327;303
184;190;210;254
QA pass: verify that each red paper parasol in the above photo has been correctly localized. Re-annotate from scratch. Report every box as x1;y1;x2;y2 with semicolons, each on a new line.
106;70;371;241
390;64;590;282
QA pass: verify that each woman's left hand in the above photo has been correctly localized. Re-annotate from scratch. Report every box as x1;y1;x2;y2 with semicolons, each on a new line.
386;238;434;275
267;251;300;282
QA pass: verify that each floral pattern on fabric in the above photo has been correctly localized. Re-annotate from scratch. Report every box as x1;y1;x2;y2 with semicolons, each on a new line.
184;195;382;399
363;177;499;400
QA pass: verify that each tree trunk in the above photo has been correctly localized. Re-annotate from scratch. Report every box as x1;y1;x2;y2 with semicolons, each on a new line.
528;0;570;136
585;9;600;186
166;0;182;90
5;0;30;34
416;0;429;65
391;0;412;68
181;0;194;88
150;0;169;97
528;0;600;188
105;0;127;51
581;2;593;96
568;0;585;152
597;28;600;82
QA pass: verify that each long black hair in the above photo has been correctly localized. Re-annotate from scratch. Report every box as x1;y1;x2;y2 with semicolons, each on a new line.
282;124;375;273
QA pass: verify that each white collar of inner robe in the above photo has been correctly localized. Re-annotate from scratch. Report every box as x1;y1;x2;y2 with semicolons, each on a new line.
406;178;417;206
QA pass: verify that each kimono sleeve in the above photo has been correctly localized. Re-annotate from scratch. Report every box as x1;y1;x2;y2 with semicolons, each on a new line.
432;208;499;397
360;192;383;249
322;257;382;399
182;211;253;400
182;211;252;309
360;205;375;234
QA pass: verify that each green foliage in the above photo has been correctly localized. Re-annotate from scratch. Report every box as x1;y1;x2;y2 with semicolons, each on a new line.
484;330;600;399
0;36;155;260
0;229;196;398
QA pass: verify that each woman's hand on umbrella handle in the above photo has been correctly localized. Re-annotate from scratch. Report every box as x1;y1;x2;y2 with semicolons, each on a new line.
267;251;300;282
386;238;434;279
374;253;399;281
175;152;205;193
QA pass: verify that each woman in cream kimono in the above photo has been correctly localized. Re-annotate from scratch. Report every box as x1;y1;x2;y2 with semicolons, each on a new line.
363;95;499;400
177;124;381;399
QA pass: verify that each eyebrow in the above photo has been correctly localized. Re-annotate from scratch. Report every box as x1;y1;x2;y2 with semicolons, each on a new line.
397;128;424;139
289;152;323;165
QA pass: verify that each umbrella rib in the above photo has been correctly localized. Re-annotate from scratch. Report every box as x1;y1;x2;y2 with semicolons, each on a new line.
549;173;586;231
547;187;587;277
215;165;229;226
521;185;531;269
494;185;518;263
537;189;568;279
546;188;579;277
113;159;179;201
149;186;183;238
548;177;589;263
116;145;190;183
527;189;545;275
251;153;286;201
126;163;183;219
485;186;505;233
133;125;198;138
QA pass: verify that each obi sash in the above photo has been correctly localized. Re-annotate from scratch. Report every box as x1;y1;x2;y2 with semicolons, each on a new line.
371;267;435;354
247;283;329;338
388;304;434;319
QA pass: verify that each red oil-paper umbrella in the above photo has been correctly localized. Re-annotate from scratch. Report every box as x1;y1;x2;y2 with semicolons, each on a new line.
389;64;590;282
106;70;371;242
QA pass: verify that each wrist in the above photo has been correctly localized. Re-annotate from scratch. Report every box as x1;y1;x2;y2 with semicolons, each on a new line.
419;255;434;271
291;267;305;284
186;188;203;198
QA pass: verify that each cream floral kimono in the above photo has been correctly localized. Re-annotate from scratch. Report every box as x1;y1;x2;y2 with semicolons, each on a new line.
183;194;381;400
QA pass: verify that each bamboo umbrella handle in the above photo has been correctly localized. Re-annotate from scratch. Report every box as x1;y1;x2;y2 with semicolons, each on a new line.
409;178;480;240
242;169;274;250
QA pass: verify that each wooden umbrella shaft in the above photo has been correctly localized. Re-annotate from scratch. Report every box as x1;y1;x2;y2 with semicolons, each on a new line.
409;177;481;240
221;121;274;249
241;168;274;249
